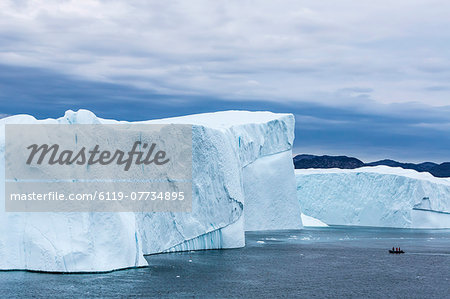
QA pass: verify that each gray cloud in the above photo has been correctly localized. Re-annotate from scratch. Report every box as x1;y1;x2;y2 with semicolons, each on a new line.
0;0;449;107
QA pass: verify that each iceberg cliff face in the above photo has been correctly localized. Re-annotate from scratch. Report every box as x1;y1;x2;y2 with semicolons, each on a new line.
296;166;450;228
0;110;301;272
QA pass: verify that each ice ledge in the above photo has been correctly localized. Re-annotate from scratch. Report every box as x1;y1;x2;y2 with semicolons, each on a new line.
301;213;328;227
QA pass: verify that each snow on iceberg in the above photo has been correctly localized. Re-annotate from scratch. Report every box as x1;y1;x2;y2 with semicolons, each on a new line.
0;110;301;272
296;166;450;228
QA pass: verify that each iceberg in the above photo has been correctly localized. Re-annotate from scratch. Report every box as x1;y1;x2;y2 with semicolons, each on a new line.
296;166;450;228
301;213;328;227
0;110;302;272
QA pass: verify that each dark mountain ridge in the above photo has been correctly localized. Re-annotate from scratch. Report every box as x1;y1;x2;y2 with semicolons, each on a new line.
293;154;364;169
293;154;450;178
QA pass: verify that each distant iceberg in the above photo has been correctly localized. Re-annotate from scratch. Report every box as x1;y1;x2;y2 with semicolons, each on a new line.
0;110;302;272
296;166;450;228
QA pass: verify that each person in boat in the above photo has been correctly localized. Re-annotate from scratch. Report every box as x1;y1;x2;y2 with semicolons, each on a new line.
392;247;395;251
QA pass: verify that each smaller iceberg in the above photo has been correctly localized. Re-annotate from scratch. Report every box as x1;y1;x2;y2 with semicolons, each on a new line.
296;166;450;228
301;214;328;227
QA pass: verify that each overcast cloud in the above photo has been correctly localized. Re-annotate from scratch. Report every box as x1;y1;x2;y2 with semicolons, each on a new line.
0;1;449;161
2;0;450;106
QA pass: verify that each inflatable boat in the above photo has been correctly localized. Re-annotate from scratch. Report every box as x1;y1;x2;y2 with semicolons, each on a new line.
389;249;405;254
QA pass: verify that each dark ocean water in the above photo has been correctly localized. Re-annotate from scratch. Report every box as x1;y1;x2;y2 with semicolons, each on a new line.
1;226;449;298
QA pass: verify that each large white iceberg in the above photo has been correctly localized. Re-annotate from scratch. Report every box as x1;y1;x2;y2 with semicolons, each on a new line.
296;166;450;228
0;110;302;272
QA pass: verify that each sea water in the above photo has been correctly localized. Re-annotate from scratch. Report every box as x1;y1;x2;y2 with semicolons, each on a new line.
1;226;449;298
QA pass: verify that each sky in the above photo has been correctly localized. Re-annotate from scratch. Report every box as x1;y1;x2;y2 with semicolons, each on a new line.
0;0;449;162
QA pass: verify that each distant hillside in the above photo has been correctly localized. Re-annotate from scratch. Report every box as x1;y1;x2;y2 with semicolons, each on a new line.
293;154;364;169
293;154;450;178
430;162;450;178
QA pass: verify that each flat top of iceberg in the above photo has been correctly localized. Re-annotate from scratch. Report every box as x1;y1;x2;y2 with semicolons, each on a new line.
295;166;450;186
144;110;293;128
1;109;293;128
